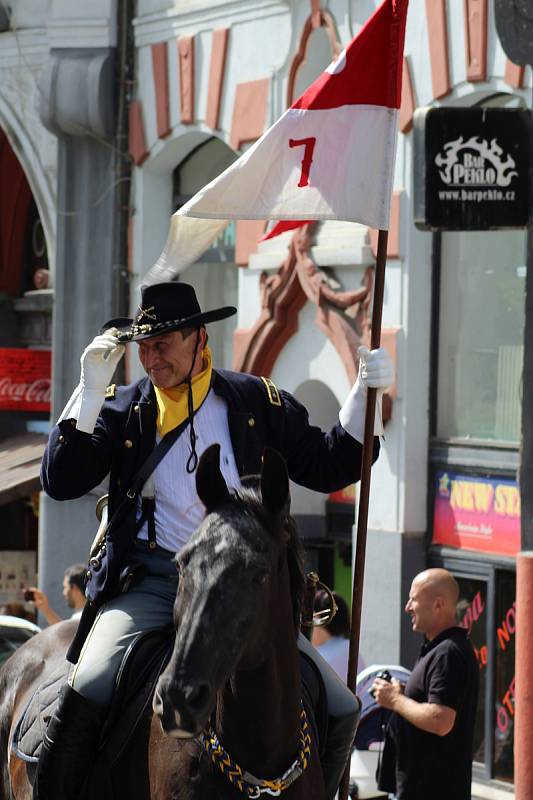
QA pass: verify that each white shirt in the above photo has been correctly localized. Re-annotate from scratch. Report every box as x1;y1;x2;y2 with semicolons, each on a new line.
317;636;365;681
137;389;241;552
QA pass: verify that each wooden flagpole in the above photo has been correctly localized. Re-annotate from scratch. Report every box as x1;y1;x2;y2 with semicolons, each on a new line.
338;227;389;800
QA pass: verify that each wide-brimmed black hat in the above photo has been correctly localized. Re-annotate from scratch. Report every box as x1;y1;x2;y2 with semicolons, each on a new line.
100;282;236;342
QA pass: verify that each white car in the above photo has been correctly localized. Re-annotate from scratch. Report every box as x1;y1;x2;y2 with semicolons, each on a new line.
0;615;41;667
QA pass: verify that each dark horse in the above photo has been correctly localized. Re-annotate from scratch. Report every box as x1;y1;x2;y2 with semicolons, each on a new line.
0;445;325;799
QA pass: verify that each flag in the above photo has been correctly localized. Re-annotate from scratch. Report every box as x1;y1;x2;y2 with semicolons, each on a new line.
260;220;313;242
147;0;408;282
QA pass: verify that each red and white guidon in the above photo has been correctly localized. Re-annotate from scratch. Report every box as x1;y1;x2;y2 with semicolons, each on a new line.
148;0;408;281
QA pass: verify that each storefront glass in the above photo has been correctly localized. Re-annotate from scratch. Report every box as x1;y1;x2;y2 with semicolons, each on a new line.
437;230;526;443
446;565;516;782
432;111;522;791
456;575;487;764
493;570;516;782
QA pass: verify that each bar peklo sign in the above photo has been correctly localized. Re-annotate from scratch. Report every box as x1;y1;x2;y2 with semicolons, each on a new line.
414;107;531;230
0;348;51;412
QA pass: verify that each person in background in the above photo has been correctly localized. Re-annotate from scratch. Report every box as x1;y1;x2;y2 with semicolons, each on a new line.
372;568;479;800
312;589;364;681
28;563;87;625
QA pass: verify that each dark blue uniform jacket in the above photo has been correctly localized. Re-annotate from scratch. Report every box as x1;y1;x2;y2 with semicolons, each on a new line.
41;369;378;661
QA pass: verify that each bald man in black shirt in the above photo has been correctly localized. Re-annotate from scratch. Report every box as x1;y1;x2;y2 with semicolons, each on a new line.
372;568;479;800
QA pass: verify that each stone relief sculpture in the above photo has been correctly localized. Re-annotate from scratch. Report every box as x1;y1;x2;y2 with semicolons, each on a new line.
232;222;392;423
234;223;369;376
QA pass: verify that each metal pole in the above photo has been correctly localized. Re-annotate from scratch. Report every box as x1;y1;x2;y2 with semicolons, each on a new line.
338;228;389;800
516;132;533;800
112;0;134;384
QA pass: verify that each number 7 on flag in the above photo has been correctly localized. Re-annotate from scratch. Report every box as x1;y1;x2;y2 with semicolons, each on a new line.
289;137;316;187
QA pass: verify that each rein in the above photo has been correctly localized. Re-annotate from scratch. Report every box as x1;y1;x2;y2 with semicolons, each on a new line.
201;702;312;798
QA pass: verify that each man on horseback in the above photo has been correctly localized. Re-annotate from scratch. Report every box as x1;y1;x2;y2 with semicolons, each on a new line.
37;282;393;800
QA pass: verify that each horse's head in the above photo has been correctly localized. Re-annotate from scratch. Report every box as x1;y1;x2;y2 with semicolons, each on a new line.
153;444;304;738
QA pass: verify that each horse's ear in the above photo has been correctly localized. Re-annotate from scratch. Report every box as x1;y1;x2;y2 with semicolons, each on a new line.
196;444;231;511
261;447;290;516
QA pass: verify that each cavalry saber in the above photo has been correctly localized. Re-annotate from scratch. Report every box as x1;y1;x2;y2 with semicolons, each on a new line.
339;228;389;800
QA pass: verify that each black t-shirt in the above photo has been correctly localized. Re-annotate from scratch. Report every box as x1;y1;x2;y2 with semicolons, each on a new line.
379;627;479;800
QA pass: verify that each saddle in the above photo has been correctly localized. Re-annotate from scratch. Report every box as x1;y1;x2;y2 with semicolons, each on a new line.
12;630;328;793
299;649;328;759
12;627;173;769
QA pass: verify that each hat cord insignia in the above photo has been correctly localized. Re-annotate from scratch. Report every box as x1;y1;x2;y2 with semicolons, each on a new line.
137;305;157;322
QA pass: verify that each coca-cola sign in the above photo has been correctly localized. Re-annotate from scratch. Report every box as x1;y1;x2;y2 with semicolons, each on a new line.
0;348;51;412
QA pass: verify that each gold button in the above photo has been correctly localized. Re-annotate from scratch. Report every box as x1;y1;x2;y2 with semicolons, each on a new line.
134;404;140;413
58;435;65;443
86;570;92;580
124;439;133;448
248;417;255;427
148;541;157;550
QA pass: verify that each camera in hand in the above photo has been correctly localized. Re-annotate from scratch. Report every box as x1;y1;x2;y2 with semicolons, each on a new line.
23;589;35;602
369;669;392;698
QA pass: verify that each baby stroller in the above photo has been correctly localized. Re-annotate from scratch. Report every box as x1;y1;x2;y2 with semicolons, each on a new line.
349;664;411;799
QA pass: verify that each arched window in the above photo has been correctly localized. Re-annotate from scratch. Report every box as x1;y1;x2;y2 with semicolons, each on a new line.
0;130;49;297
172;137;238;369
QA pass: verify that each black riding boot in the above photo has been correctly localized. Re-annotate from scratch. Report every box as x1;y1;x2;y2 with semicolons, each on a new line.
298;634;360;800
33;684;104;800
321;697;360;800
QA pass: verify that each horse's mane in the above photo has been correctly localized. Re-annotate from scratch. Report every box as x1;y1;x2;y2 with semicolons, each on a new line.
233;481;305;633
284;513;306;632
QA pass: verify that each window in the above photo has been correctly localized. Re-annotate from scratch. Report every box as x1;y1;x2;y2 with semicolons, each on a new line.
456;575;487;765
493;571;515;782
171;138;238;370
436;230;526;443
292;26;334;100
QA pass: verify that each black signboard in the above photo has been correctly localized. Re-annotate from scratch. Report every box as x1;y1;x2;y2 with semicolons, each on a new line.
414;107;531;231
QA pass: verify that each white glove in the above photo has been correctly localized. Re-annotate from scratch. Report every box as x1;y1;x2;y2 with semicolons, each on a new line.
58;331;125;434
79;331;125;389
357;346;394;390
339;346;394;443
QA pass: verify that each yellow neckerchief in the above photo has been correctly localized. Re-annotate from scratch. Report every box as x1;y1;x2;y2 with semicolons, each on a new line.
154;346;213;437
